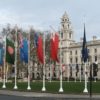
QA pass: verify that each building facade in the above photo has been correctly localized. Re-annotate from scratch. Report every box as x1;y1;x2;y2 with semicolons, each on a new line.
58;12;100;80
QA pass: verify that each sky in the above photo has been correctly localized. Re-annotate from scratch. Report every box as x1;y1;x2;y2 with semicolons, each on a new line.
0;0;100;41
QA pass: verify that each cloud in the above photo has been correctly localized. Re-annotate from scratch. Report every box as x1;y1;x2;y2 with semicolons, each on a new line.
0;0;99;41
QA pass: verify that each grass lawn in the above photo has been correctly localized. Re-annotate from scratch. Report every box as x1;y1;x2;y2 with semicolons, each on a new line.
0;81;100;94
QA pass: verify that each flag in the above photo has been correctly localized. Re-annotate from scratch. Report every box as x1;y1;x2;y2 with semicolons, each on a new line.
6;38;15;64
54;33;59;62
50;33;59;62
50;33;55;61
18;32;23;48
82;24;88;62
20;47;24;61
34;33;38;47
37;35;44;64
0;43;4;65
34;33;44;64
20;39;28;63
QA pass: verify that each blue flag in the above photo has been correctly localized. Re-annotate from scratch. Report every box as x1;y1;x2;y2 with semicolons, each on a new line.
82;24;88;62
20;39;28;63
34;33;38;48
20;47;24;61
0;44;4;65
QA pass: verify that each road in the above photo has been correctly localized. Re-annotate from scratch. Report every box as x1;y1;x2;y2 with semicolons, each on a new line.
0;95;99;100
0;90;100;100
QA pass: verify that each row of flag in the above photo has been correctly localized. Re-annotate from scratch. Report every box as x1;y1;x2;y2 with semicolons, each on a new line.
0;32;59;66
0;24;88;66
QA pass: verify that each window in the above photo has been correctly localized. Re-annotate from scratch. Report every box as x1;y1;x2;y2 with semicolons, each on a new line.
95;56;97;61
69;32;72;39
65;19;67;21
70;58;72;63
75;50;77;55
62;24;64;28
68;24;69;28
70;51;72;55
76;57;78;63
94;48;97;53
61;32;63;39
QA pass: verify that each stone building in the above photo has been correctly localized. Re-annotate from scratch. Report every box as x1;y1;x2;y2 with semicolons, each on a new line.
57;12;100;80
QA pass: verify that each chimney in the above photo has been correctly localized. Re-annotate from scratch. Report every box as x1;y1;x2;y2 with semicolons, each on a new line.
93;36;97;41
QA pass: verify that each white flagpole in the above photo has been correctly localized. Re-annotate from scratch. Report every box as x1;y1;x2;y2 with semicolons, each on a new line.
42;33;46;91
75;65;76;83
49;59;52;83
6;63;8;83
59;30;63;92
67;65;69;82
27;29;31;90
83;62;88;93
14;25;18;89
2;36;6;88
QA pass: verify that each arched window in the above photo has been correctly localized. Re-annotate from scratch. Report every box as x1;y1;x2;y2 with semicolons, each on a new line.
61;32;63;38
75;50;77;55
70;51;72;55
70;58;72;63
69;33;72;39
76;57;78;63
95;56;97;61
94;48;97;53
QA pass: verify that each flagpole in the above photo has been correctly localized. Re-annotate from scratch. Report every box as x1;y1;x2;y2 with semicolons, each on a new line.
83;62;88;93
42;32;46;91
27;29;31;90
67;64;69;82
2;36;6;88
14;25;18;89
6;63;8;83
59;30;63;92
75;65;76;83
50;59;52;83
80;64;82;82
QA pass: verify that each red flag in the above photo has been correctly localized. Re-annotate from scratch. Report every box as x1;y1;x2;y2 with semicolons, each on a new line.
50;33;55;61
54;33;59;62
37;36;44;64
50;33;59;62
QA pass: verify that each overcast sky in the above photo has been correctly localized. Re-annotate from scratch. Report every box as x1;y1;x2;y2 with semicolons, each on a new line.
0;0;100;41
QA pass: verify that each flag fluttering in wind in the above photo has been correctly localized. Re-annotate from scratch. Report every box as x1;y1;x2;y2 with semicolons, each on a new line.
34;33;38;48
82;24;88;62
0;43;4;65
6;38;15;64
34;33;44;64
20;39;28;63
37;35;44;64
50;33;59;62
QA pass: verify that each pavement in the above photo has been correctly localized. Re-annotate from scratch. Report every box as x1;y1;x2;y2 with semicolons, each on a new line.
0;90;100;99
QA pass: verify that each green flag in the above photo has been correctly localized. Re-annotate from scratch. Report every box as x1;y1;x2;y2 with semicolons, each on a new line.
6;38;15;64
